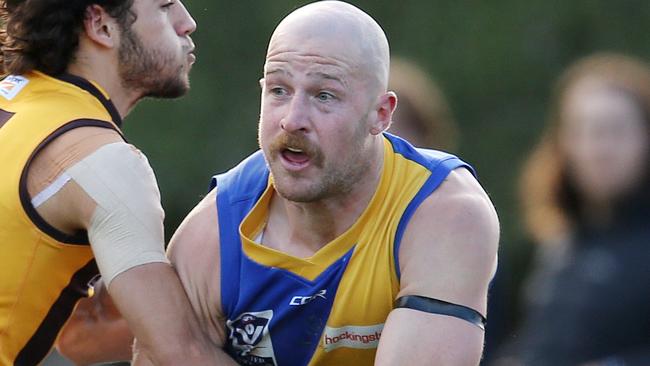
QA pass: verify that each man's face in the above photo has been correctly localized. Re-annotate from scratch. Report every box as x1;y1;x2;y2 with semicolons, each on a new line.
258;36;377;203
118;0;196;98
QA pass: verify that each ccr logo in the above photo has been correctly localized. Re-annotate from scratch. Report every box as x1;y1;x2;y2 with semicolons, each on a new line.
289;289;327;306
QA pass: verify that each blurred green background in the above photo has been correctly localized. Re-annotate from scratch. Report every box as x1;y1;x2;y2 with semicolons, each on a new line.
46;0;650;364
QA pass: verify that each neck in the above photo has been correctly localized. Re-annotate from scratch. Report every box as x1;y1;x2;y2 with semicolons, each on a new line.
267;137;385;255
67;50;141;119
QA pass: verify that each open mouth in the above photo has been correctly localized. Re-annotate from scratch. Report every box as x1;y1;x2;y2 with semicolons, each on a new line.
281;146;310;167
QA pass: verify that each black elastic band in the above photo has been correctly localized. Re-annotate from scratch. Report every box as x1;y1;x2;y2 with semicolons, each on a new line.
395;295;486;330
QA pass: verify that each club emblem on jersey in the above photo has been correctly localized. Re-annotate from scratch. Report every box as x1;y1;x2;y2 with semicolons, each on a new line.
226;310;277;366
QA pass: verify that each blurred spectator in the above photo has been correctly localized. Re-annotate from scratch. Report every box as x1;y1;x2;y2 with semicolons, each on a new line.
388;57;458;151
495;53;650;366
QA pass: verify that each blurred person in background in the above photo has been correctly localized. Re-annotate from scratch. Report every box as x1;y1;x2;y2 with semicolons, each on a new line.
494;53;650;366
388;57;458;151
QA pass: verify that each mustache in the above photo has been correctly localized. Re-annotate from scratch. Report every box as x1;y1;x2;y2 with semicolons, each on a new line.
268;133;323;165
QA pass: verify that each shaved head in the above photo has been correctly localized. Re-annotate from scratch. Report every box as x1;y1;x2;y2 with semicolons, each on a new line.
266;1;390;94
259;1;397;204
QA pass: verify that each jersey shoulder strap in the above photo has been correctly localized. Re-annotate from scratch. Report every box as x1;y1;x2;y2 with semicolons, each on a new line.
210;150;269;316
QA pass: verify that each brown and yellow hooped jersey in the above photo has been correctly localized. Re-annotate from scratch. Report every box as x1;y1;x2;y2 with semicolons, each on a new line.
0;71;122;366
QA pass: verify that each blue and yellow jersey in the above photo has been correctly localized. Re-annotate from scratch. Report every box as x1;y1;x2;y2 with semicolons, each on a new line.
212;133;474;366
0;71;122;366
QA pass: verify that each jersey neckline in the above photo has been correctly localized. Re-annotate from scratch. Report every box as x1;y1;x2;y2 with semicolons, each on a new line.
239;137;395;281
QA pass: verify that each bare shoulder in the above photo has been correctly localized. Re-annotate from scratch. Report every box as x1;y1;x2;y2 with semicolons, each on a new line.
166;188;227;345
398;168;499;314
167;188;220;265
420;167;499;242
167;188;221;287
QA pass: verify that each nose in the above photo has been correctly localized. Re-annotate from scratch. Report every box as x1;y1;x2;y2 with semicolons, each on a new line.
281;93;310;133
175;1;197;36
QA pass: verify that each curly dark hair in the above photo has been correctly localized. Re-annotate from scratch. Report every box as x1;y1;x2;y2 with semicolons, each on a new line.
0;0;135;76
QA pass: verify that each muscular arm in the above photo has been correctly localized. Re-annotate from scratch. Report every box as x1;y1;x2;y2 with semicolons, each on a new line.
134;188;236;365
57;188;235;365
375;168;499;366
56;188;233;365
53;186;226;365
32;127;222;365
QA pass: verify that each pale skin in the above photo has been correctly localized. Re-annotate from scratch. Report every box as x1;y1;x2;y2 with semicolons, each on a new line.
560;79;649;224
32;0;227;365
59;2;498;365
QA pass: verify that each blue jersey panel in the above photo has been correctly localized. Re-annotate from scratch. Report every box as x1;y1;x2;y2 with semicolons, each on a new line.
212;151;269;317
224;249;353;366
213;151;355;365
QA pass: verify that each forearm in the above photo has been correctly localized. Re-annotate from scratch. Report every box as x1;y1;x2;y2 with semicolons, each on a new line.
108;263;224;365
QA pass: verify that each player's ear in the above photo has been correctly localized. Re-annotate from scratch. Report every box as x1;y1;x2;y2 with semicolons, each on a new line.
82;4;119;49
259;78;265;90
370;91;397;135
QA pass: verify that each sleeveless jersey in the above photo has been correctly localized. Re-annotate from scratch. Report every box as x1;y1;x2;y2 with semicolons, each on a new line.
212;133;475;366
0;71;122;366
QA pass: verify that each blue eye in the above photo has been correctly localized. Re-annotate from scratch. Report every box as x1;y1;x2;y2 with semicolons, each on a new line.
317;92;335;102
270;87;287;97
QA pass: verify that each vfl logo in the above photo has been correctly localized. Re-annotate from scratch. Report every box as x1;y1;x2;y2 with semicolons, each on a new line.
289;289;327;306
226;310;277;366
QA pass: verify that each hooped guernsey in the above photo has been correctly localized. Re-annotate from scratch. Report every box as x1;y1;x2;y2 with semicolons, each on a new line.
0;71;123;366
213;133;476;365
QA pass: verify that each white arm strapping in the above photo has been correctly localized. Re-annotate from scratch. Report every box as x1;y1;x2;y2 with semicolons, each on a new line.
66;142;169;287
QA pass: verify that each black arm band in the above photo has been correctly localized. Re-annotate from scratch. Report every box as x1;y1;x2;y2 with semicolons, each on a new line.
394;295;487;330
